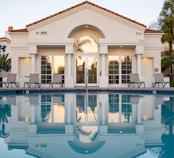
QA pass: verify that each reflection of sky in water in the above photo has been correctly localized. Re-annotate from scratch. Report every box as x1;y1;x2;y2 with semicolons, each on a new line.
0;93;173;158
0;138;158;158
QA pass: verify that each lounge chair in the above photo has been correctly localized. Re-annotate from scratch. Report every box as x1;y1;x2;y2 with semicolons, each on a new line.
152;73;169;88
1;73;19;88
24;73;41;88
128;73;145;88
49;74;63;88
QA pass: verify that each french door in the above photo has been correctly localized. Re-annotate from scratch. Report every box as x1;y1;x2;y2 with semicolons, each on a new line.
75;54;98;86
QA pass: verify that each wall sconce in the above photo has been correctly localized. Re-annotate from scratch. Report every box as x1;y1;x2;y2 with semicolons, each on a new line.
154;68;158;72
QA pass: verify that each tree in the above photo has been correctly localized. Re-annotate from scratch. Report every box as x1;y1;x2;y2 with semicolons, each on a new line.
0;44;11;87
158;0;174;56
0;44;11;72
0;103;11;136
0;53;11;72
149;0;174;84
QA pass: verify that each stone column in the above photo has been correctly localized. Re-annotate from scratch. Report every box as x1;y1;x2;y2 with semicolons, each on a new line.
136;54;142;75
99;45;108;87
135;45;144;76
65;44;74;88
29;45;37;73
65;94;74;134
31;54;36;73
99;94;108;133
136;98;144;133
30;105;36;123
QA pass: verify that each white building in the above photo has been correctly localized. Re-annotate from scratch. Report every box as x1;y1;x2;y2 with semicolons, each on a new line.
1;1;164;88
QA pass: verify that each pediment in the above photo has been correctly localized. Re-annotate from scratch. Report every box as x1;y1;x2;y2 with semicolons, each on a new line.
26;1;146;34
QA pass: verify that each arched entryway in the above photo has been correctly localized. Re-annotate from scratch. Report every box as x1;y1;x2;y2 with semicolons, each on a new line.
68;25;104;87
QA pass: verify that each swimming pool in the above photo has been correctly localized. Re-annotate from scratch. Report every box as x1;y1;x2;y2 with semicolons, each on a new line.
0;91;174;158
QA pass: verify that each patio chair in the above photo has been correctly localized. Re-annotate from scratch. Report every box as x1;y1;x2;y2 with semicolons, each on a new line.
128;73;145;88
49;74;63;88
152;73;169;88
24;73;41;88
1;73;19;88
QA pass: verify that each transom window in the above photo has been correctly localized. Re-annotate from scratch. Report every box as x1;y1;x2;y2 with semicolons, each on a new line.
75;36;98;53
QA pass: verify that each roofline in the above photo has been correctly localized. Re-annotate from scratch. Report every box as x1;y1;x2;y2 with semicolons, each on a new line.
0;37;11;43
8;28;28;33
26;1;146;28
145;29;163;34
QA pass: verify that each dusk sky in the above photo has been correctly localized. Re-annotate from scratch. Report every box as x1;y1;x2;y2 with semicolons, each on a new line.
1;0;164;37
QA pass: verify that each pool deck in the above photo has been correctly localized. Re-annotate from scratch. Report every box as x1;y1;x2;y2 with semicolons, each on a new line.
0;87;174;95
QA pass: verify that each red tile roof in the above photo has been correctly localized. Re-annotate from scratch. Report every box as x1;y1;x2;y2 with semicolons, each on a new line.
9;28;28;33
144;29;163;33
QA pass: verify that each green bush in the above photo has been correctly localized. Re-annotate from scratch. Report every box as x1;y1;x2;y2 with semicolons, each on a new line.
170;80;174;87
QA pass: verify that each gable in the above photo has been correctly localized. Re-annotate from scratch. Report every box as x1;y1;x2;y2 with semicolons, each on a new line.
23;1;146;45
26;1;146;32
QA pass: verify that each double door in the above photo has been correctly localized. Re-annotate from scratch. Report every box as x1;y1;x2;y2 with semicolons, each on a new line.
75;55;98;86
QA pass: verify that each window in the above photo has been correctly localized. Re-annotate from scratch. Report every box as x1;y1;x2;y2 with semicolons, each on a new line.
41;56;52;84
41;56;64;84
108;56;119;84
108;55;132;84
75;36;98;53
121;56;132;83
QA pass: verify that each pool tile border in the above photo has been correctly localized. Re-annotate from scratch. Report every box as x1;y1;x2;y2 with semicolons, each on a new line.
0;88;174;95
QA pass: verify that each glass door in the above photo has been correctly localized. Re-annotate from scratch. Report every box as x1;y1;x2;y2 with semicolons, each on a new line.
76;55;97;86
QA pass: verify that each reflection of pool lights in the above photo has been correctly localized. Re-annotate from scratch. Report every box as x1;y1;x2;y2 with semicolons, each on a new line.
85;150;88;153
143;115;147;121
25;115;30;122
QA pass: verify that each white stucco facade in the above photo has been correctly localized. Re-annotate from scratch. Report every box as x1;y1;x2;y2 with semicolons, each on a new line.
1;1;164;88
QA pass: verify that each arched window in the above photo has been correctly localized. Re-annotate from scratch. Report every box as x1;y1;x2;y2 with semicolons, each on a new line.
75;36;98;53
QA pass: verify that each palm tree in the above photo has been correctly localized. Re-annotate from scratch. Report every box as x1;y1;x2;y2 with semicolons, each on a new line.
0;53;11;72
0;103;11;136
0;53;11;87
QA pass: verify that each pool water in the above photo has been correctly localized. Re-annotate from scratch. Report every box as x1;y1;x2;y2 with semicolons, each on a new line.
0;92;174;158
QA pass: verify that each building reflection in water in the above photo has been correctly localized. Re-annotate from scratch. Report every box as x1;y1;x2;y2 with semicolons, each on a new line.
1;92;173;158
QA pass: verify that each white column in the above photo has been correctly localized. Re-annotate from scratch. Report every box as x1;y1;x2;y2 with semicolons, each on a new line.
67;54;71;77
65;44;74;88
136;54;142;75
99;94;108;133
31;54;36;73
65;94;74;124
137;99;142;124
135;45;144;76
65;94;74;134
29;45;37;73
99;94;108;125
30;105;36;123
101;54;106;76
135;98;144;133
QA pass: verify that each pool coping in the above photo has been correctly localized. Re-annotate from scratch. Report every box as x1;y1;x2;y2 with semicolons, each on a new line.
0;87;174;95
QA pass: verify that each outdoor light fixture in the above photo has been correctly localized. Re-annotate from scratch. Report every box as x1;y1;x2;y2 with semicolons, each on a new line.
36;31;47;35
0;44;6;52
154;68;158;72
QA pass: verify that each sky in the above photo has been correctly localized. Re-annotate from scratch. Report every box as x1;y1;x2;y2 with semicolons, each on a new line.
1;0;165;37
